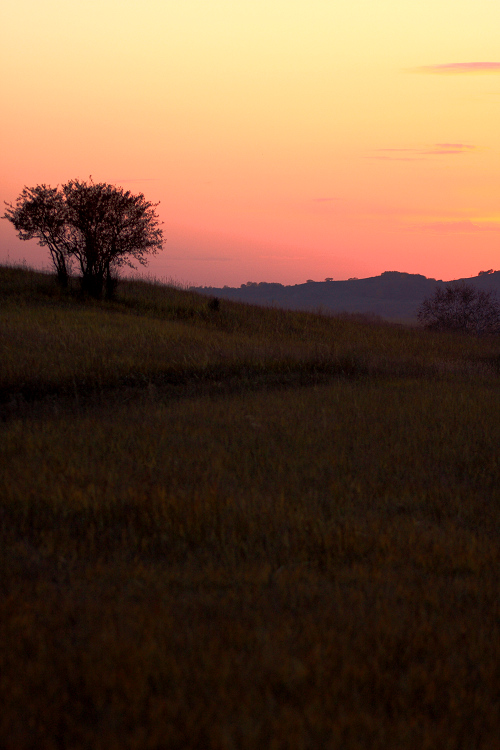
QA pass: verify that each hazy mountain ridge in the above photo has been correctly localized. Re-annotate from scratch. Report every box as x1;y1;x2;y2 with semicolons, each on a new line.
193;270;500;321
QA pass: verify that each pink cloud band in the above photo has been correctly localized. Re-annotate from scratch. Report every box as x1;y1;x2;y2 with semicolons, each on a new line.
369;144;477;161
411;220;500;233
413;62;500;74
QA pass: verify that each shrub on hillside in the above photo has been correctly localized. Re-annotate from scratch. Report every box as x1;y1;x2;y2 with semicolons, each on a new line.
417;282;500;335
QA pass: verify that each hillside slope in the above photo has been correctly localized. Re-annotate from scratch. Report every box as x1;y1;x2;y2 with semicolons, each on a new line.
194;270;500;321
2;265;500;749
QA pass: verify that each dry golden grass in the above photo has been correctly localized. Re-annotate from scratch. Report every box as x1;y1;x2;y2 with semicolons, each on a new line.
1;265;500;748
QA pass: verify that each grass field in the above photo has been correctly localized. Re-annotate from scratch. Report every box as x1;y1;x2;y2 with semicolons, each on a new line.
1;265;499;749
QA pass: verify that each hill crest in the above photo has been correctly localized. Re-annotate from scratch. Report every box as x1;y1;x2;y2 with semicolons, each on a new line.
193;270;500;321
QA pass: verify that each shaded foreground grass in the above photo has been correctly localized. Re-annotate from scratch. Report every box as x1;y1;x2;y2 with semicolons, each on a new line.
1;266;500;748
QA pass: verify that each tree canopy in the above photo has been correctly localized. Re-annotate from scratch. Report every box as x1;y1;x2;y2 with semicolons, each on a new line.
417;283;500;335
3;178;164;297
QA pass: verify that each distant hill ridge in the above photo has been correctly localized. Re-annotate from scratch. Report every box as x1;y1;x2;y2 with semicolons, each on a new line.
193;270;500;321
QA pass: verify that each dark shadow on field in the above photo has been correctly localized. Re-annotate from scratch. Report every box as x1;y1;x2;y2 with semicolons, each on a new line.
3;353;498;424
0;360;370;422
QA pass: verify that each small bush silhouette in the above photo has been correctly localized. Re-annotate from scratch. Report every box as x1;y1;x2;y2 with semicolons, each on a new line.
208;296;220;312
418;283;500;335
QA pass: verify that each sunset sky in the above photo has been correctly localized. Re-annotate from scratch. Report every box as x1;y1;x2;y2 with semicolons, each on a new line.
2;0;500;286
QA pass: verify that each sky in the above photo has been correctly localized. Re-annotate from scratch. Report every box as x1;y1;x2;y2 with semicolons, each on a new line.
2;0;500;287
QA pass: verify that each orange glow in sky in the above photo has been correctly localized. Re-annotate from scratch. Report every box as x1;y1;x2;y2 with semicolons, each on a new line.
2;0;500;286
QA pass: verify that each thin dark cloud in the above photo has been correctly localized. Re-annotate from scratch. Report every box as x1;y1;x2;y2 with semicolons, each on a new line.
368;155;420;162
422;143;476;155
367;144;478;161
410;220;500;233
113;178;160;184
166;256;230;262
411;62;500;74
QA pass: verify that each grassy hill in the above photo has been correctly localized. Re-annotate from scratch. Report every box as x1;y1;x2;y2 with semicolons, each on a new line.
1;265;500;748
195;269;500;321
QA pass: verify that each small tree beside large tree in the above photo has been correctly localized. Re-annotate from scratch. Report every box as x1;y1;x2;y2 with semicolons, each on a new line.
3;178;164;298
417;282;500;335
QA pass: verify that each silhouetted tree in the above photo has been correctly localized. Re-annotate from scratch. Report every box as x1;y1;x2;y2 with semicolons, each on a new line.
3;185;71;288
417;283;500;335
3;178;164;298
